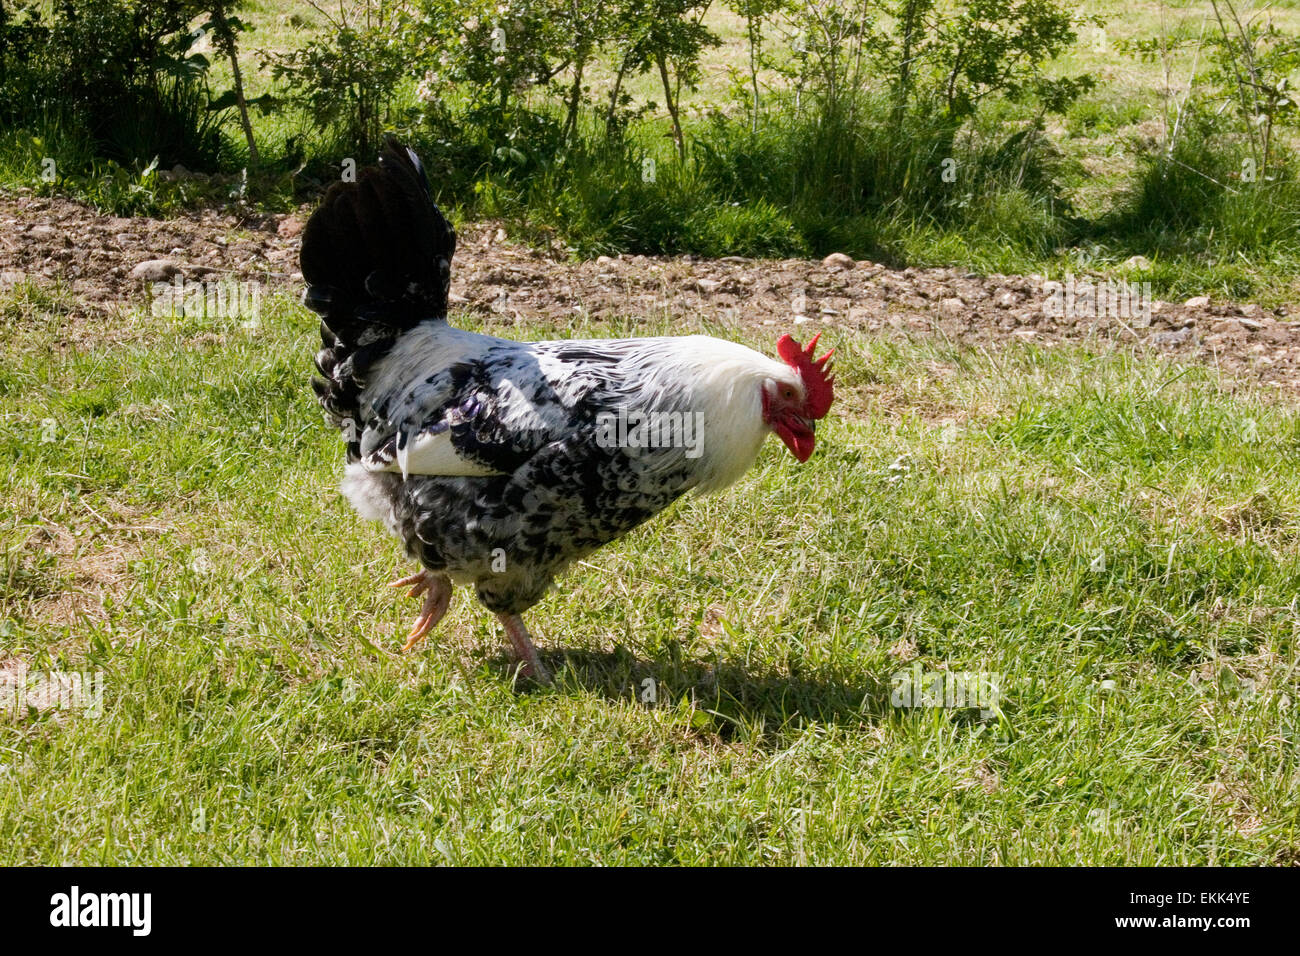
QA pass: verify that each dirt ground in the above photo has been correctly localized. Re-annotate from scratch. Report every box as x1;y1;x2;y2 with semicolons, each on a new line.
4;192;1300;396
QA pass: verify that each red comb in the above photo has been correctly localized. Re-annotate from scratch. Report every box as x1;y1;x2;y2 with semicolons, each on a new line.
777;333;835;418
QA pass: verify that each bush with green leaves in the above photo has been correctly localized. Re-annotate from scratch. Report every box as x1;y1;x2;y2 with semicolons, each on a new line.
1203;0;1300;180
607;0;719;156
412;0;570;129
0;0;234;169
268;1;416;159
774;0;1090;123
886;0;1093;119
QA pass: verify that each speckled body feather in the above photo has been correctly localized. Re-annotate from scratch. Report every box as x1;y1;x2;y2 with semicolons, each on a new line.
339;325;788;613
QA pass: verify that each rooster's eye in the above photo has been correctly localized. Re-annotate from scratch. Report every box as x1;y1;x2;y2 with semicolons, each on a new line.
783;387;796;400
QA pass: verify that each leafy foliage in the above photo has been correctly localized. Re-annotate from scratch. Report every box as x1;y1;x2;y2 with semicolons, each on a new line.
0;0;232;167
267;1;414;158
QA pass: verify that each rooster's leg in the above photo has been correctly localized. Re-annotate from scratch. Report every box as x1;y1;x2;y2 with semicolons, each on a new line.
388;570;453;651
496;613;551;683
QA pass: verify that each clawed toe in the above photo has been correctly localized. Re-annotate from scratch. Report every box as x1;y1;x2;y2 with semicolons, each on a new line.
389;570;453;651
388;571;428;597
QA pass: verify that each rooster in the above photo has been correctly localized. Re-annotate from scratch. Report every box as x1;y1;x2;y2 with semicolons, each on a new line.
301;139;835;681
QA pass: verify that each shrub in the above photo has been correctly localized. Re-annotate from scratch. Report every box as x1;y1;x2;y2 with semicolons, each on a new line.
267;0;415;158
0;0;234;170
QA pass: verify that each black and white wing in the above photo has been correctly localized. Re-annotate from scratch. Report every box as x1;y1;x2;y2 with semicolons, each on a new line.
354;331;659;480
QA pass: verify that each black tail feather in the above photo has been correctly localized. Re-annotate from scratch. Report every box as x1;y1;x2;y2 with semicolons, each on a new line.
301;137;456;459
301;136;455;322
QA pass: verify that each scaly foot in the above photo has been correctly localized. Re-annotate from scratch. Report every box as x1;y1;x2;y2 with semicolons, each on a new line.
496;613;551;683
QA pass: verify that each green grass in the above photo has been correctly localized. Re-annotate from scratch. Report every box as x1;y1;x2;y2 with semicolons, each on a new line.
0;286;1296;864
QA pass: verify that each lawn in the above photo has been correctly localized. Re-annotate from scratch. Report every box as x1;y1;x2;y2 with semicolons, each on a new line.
0;282;1295;864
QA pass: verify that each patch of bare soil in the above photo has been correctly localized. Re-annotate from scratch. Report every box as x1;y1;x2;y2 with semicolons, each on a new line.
5;499;176;632
4;191;1300;393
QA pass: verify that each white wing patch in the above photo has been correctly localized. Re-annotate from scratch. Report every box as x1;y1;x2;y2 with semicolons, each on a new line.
368;426;504;477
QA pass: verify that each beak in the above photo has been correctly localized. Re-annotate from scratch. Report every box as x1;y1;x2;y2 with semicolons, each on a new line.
773;415;816;463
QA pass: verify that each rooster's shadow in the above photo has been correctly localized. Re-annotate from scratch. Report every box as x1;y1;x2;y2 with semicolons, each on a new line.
500;646;894;744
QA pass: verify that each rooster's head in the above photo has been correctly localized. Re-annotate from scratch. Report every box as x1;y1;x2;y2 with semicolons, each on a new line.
761;333;835;463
